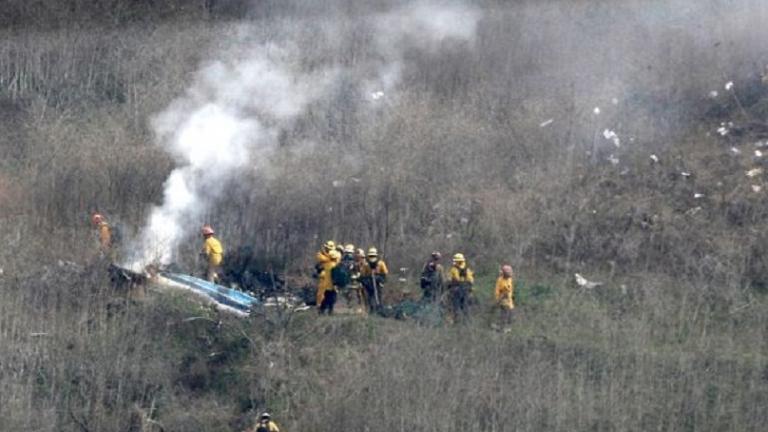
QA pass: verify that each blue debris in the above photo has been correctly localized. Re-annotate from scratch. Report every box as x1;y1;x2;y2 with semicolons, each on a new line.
161;272;260;314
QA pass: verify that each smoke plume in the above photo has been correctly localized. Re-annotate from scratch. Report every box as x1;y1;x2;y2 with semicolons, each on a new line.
125;1;482;270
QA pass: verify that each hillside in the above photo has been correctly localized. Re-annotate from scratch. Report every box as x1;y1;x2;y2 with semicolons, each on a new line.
2;1;768;431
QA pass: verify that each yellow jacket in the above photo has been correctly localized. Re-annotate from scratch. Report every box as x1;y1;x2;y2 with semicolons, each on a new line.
359;259;389;278
316;250;340;303
203;236;224;266
495;276;515;309
448;264;474;285
251;420;280;432
97;222;111;250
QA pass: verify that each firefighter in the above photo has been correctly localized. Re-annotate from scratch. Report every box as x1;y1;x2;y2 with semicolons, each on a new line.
447;253;474;323
201;225;223;283
359;248;388;312
91;213;111;252
248;412;280;432
91;212;114;261
315;241;340;313
495;264;515;326
419;251;445;302
335;244;362;309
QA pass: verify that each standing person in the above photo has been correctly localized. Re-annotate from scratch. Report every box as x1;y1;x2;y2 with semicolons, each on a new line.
247;412;280;432
315;241;340;314
91;213;112;259
447;253;474;323
495;264;515;328
420;251;445;302
359;248;388;313
201;225;224;283
334;244;360;308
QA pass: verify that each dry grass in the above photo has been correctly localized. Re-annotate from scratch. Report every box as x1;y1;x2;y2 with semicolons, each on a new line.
2;0;768;430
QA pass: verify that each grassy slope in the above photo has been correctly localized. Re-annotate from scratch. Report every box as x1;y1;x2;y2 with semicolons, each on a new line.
2;264;765;431
2;2;768;431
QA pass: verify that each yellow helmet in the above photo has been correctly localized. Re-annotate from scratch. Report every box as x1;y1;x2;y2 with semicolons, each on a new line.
324;240;336;251
329;250;342;260
344;244;355;253
452;253;465;263
367;247;378;257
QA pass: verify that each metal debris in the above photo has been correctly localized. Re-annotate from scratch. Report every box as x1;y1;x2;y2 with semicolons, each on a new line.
574;273;602;289
593;107;601;115
685;206;703;216
539;118;554;128
650;154;659;163
371;91;385;100
731;147;742;154
746;168;763;178
725;81;734;91
752;185;762;193
607;154;620;165
603;129;621;147
694;193;705;199
681;172;692;178
755;150;763;158
709;90;719;98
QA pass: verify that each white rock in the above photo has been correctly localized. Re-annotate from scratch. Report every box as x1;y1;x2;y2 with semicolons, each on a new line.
593;107;601;115
725;81;734;91
650;154;659;163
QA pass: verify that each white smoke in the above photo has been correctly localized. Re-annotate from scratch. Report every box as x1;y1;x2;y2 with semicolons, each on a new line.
367;1;482;97
125;43;336;270
125;2;482;270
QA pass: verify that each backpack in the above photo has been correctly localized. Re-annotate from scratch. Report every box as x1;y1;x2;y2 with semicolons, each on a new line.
331;263;351;288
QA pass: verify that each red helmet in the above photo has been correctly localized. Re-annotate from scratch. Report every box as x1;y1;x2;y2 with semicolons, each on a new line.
91;213;104;225
202;225;215;235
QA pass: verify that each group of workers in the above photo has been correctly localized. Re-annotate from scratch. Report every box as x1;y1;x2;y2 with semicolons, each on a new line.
313;240;517;323
314;241;390;315
91;215;516;323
